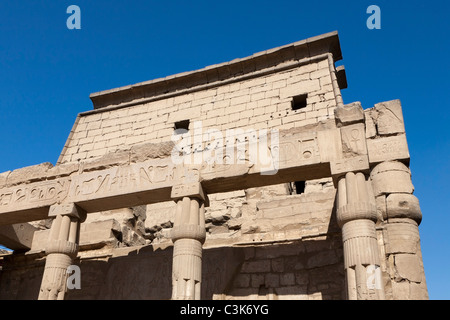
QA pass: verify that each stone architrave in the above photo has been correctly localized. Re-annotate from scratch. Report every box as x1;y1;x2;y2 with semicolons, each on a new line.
0;222;38;250
170;182;207;300
38;203;86;300
0;124;334;226
0;178;71;225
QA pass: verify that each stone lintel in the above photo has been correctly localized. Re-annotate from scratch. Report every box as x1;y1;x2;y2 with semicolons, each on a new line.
0;223;38;250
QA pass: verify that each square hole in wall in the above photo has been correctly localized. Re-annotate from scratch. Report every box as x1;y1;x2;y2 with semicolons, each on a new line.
289;181;305;195
291;94;308;111
174;120;190;134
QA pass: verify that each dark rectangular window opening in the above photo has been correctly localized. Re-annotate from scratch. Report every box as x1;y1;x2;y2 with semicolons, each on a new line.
174;120;190;134
293;181;305;194
291;94;308;111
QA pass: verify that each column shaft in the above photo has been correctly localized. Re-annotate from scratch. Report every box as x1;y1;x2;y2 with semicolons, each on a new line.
337;172;385;300
170;183;207;300
371;161;428;299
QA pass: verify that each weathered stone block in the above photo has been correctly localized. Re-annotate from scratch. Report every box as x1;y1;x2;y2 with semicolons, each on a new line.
234;274;250;288
386;193;422;223
82;151;130;172
0;223;38;250
130;141;175;163
79;219;121;247
49;203;87;222
371;161;414;196
295;272;309;285
330;155;369;179
7;163;53;186
306;250;338;269
251;274;265;288
275;286;309;300
0;171;10;189
265;273;280;288
334;101;364;127
317;129;342;162
367;134;410;164
394;254;423;283
384;222;420;254
364;110;377;138
280;273;296;286
409;282;429;300
171;182;205;201
375;195;387;221
340;123;367;157
373;100;405;135
241;260;271;273
271;258;284;272
46;162;79;179
391;275;429;300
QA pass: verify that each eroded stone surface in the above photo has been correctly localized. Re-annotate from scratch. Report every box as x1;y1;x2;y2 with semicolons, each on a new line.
334;101;364;127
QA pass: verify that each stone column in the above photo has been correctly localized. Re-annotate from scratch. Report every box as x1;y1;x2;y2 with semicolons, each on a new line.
38;203;86;300
336;171;385;300
371;161;428;299
170;182;207;300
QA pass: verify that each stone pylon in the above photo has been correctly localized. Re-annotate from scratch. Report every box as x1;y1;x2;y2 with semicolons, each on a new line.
38;203;86;300
336;171;385;300
170;182;207;300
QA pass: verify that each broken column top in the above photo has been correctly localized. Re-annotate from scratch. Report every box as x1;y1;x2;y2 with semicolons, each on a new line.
89;31;343;110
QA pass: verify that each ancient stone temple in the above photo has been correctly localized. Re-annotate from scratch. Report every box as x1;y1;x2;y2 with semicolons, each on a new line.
0;31;428;300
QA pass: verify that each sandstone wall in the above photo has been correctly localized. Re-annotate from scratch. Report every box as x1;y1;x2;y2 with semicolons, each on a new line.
59;58;335;163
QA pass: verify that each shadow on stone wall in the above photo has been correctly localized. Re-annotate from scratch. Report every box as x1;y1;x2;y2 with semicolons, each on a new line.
0;194;343;300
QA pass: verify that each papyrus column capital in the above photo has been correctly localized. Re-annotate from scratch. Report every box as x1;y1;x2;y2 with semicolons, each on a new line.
336;171;377;228
336;171;385;300
170;182;207;300
38;203;85;300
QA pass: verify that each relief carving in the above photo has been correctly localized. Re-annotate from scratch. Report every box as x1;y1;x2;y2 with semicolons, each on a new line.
0;178;70;211
341;123;367;157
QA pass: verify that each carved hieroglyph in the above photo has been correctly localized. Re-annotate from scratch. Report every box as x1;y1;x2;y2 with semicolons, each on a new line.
0;125;336;225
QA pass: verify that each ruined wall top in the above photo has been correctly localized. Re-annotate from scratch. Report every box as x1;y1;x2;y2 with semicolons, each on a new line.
89;31;343;110
57;31;346;165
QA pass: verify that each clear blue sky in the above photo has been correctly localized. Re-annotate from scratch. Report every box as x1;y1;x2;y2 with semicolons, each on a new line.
0;1;448;299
